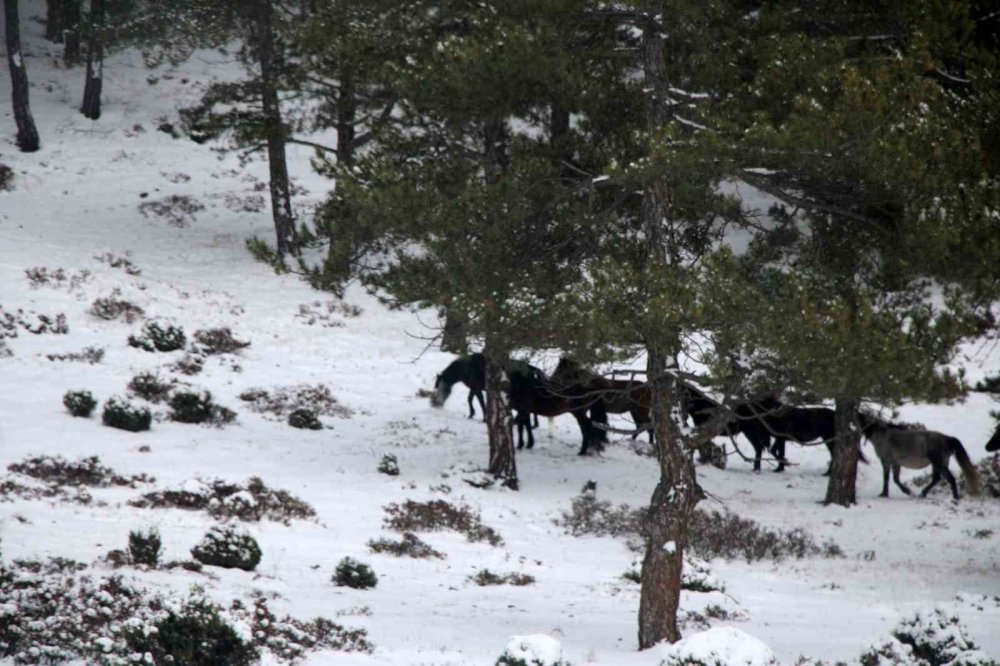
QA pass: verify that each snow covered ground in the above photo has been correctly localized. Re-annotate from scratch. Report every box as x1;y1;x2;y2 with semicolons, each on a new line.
2;5;999;664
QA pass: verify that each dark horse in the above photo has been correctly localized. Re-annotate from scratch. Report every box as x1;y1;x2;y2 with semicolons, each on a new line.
682;384;775;471
986;423;1000;452
431;353;486;419
509;363;606;455
859;415;981;500
551;358;650;442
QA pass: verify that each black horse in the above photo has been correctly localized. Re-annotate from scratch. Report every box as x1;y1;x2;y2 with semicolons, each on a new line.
431;353;486;419
509;363;606;455
681;384;775;471
754;399;869;473
986;422;1000;452
551;358;645;441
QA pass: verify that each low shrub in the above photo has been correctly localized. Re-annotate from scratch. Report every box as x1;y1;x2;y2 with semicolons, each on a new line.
63;390;97;417
126;594;258;666
193;327;250;355
127;371;175;403
7;454;152;488
367;532;444;559
0;163;12;190
378;454;400;476
333;557;378;589
94;251;141;275
383;499;503;546
138;193;206;227
288;408;323;430
659;627;778;666
128;320;186;352
191;524;262;571
130;476;316;524
689;509;843;563
102;396;152;432
172;353;205;375
238;592;373;659
555;489;643;539
169;390;237;426
470;569;535;586
974;374;1000;393
860;607;997;665
239;383;353;420
128;528;162;567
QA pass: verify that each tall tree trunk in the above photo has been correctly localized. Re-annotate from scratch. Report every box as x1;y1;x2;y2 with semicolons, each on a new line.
45;0;64;42
824;396;861;506
253;0;297;256
483;116;509;184
63;0;81;63
4;0;40;152
79;0;103;120
636;17;701;649
440;308;466;353
336;67;357;165
484;351;517;489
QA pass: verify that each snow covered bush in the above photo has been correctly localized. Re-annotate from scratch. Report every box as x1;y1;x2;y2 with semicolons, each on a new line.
378;454;400;476
658;627;778;666
368;532;445;559
102;396;152;432
682;556;726;593
192;327;250;355
167;389;235;426
556;488;644;539
128;528;162;567
859;607;997;666
125;594;258;666
128;320;186;352
63;389;97;417
333;557;378;589
239;383;353;420
47;346;104;363
496;634;570;666
7;454;152;488
383;499;503;546
127;371;175;403
190;524;262;571
130;476;316;524
288;408;323;430
237;592;373;659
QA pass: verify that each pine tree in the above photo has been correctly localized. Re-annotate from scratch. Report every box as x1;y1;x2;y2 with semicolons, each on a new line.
4;0;40;152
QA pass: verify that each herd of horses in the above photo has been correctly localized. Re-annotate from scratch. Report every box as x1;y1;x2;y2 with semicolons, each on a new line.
432;353;996;500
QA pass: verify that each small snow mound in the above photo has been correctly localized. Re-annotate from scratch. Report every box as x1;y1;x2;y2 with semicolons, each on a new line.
658;627;777;666
497;634;567;666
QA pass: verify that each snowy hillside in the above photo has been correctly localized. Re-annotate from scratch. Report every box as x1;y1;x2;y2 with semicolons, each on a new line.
2;5;999;665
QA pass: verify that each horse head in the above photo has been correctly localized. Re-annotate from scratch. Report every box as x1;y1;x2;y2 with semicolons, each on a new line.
986;423;1000;452
430;373;451;407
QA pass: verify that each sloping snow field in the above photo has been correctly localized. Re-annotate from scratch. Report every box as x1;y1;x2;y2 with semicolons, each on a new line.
2;6;999;664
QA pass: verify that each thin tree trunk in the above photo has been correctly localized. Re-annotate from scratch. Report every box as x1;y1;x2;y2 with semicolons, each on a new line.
253;0;297;256
637;16;701;649
80;0;103;120
484;352;517;489
4;0;40;152
45;0;64;42
63;0;81;63
824;397;861;506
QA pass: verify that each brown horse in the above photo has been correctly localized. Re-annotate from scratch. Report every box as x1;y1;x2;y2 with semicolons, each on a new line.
509;362;605;455
551;358;651;441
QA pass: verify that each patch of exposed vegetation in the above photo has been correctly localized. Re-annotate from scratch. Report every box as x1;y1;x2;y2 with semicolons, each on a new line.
7;455;153;488
288;408;323;430
239;383;353;420
130;476;316;524
89;291;145;323
128;320;186;352
171;353;205;375
383;499;503;546
102;396;153;432
94;251;141;275
333;557;378;589
191;524;262;571
192;327;250;355
237;592;373;659
46;346;105;363
295;300;363;328
127;371;176;403
469;569;535;586
378;454;400;476
0;306;69;338
138;194;205;227
169;390;237;426
367;532;445;559
24;266;92;290
128;528;163;567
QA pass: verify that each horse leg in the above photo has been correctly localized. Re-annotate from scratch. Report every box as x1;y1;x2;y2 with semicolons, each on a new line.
771;438;787;472
468;391;476;419
515;412;525;450
475;391;486;420
880;462;891;497
892;465;911;495
941;464;960;500
920;465;942;498
747;431;764;473
572;410;596;456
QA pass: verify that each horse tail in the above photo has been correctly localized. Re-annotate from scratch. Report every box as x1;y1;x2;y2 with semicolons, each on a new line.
950;437;981;496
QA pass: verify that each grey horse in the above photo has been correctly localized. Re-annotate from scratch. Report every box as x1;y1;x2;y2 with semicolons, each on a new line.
859;415;981;500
